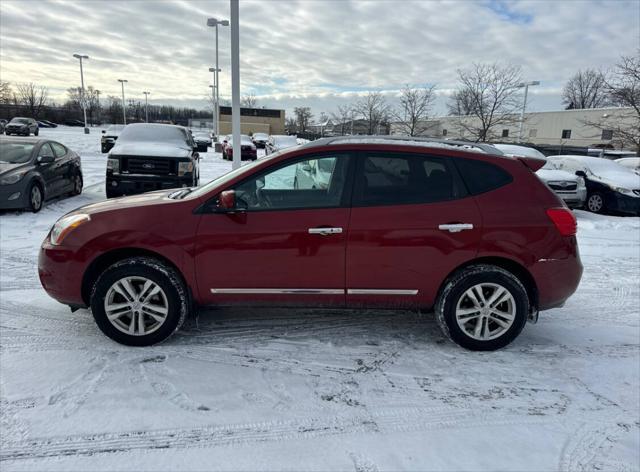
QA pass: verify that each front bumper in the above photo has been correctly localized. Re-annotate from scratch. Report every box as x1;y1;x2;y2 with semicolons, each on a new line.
106;173;194;197
0;181;29;209
554;187;587;208
5;127;29;135
38;238;86;307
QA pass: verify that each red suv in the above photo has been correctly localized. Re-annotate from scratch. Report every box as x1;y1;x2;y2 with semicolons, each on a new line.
38;137;583;350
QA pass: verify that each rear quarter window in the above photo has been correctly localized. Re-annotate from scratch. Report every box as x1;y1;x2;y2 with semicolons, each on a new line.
454;158;513;195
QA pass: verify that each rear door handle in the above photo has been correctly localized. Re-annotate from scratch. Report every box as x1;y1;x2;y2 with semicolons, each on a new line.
438;223;474;233
308;227;343;236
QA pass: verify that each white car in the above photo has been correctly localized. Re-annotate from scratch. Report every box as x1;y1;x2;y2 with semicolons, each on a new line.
547;155;640;215
265;135;298;156
615;157;640;175
492;144;587;208
294;157;336;190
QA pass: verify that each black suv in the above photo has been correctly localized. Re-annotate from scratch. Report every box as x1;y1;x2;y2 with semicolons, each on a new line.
106;123;200;198
5;117;39;136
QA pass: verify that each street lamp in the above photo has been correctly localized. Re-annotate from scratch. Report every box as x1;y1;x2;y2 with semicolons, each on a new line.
517;80;540;142
208;67;221;134
118;79;128;125
207;17;229;138
72;54;89;134
142;91;150;123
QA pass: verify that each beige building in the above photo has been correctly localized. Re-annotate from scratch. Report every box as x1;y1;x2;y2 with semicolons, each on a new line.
391;107;636;150
190;106;285;135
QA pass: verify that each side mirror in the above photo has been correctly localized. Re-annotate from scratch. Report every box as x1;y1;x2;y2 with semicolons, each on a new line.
37;155;54;164
218;190;238;211
301;163;312;172
193;152;200;159
575;170;586;177
101;130;106;134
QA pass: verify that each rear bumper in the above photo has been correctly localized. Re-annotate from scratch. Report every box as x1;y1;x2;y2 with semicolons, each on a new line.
38;238;86;307
530;237;583;311
106;173;194;197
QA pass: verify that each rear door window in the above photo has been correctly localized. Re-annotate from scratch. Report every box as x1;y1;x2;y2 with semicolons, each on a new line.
453;158;513;195
353;153;467;206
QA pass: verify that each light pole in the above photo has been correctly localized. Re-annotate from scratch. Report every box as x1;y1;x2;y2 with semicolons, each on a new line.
208;84;216;132
118;79;128;125
143;91;150;123
228;2;240;169
208;67;221;135
95;89;100;125
207;17;229;139
73;54;89;134
517;80;540;142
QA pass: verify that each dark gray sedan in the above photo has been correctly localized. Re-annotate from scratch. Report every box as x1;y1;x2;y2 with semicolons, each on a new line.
0;137;83;212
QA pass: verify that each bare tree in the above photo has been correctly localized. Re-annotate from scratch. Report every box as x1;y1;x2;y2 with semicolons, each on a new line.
448;63;523;142
331;104;353;135
241;93;257;108
354;92;390;134
562;69;610;109
294;106;313;133
447;88;475;116
0;81;13;105
392;85;436;136
583;53;640;152
16;83;49;118
285;117;297;134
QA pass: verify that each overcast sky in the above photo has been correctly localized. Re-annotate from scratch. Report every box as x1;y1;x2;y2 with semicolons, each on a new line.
0;0;637;118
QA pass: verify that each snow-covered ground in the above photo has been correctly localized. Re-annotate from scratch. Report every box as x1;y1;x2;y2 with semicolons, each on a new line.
1;127;639;471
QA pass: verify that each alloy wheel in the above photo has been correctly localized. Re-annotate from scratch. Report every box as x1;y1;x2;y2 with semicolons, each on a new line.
30;185;42;211
587;194;603;213
455;283;516;341
104;276;169;336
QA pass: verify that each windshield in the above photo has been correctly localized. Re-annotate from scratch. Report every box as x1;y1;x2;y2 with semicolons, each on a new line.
274;136;298;147
253;133;268;140
0;142;35;163
10;118;29;125
187;151;283;199
228;135;253;145
118;125;189;146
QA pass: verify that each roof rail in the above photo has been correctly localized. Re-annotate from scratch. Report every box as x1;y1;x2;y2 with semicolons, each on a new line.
301;135;503;155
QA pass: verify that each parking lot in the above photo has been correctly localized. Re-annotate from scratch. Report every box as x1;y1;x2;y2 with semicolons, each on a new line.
1;127;639;471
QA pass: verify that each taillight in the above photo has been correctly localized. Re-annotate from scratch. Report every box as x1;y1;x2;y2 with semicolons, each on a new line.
546;208;577;236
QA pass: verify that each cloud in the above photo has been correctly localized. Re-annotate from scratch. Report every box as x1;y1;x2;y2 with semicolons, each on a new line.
0;0;637;118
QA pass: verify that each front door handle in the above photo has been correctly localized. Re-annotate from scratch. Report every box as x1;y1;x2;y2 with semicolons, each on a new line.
308;227;343;236
438;223;474;233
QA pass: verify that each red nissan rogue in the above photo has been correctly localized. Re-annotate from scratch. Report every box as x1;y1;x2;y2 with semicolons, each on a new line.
38;137;583;350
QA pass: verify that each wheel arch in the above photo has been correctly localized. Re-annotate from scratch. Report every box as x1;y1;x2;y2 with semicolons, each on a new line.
435;256;538;311
81;247;189;307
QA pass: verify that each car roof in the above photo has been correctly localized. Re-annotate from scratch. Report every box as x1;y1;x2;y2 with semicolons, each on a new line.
301;135;504;156
0;136;49;144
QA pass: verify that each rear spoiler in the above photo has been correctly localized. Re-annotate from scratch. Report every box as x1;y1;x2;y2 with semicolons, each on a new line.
517;156;546;172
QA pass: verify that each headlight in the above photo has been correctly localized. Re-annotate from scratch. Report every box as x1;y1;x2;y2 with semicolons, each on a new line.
50;214;91;246
613;186;638;197
107;158;119;173
178;161;194;176
0;172;26;185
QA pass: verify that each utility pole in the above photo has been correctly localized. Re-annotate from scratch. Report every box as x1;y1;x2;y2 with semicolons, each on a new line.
143;91;150;123
230;0;241;170
517;80;540;142
118;79;128;125
95;89;101;125
73;54;89;134
207;17;229;138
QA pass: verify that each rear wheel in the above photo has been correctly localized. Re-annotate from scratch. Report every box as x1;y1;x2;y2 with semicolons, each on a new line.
71;172;83;195
586;192;604;213
90;257;188;346
436;265;529;351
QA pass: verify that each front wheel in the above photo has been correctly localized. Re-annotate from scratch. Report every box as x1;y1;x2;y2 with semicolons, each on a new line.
28;182;43;212
34;128;39;136
586;192;604;213
90;257;189;346
435;265;529;351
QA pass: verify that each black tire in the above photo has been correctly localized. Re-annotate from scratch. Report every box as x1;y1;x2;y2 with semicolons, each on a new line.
27;181;43;213
586;192;605;214
90;257;188;346
34;128;39;136
105;187;119;199
71;172;83;196
435;265;529;351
